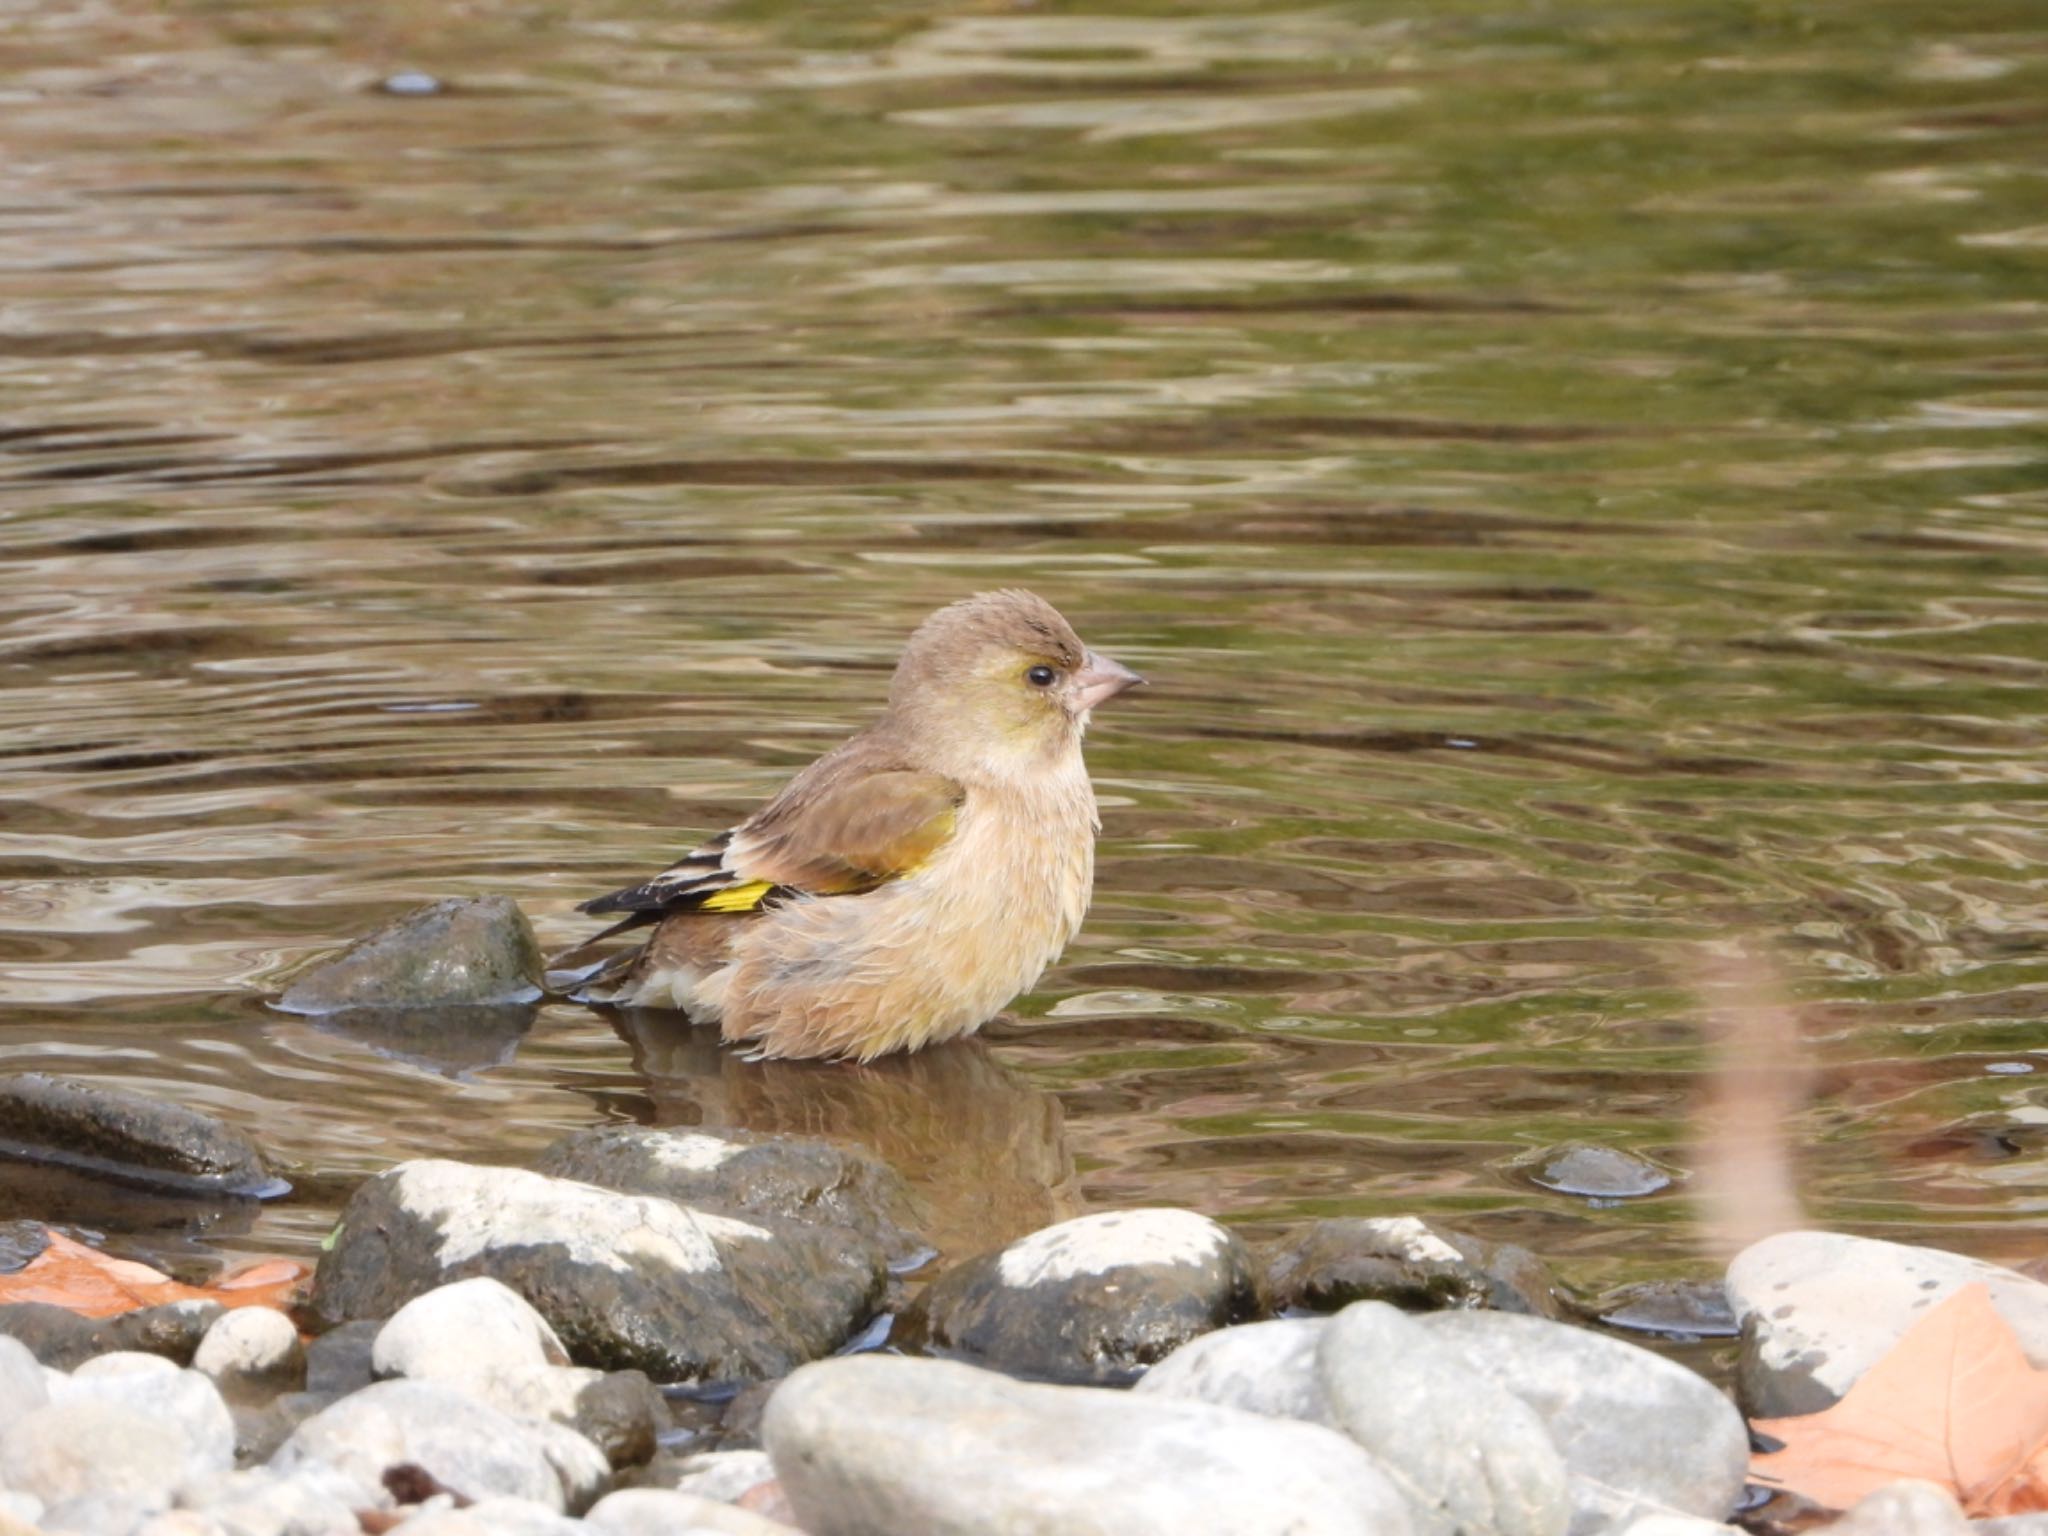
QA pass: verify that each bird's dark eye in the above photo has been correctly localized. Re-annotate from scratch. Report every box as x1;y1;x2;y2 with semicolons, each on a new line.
1025;664;1058;687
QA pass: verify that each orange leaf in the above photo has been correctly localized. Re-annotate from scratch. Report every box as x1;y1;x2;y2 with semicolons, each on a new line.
1750;1281;2048;1517
0;1229;308;1320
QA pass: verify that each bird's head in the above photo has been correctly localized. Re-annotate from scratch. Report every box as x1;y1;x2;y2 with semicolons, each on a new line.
888;589;1144;777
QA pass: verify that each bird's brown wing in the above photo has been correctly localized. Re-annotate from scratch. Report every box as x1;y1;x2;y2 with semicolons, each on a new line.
578;762;964;920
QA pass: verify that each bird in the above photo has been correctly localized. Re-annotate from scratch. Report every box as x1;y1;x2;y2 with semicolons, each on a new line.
560;590;1145;1061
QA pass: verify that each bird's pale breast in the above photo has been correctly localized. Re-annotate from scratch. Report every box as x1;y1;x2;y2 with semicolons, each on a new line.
720;758;1098;1059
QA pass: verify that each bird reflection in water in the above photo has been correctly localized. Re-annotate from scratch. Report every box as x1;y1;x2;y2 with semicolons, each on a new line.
603;1008;1078;1266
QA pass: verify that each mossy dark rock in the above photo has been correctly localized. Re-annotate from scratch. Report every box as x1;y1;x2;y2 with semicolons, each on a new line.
0;1074;279;1197
899;1208;1257;1386
276;896;543;1012
1261;1215;1567;1319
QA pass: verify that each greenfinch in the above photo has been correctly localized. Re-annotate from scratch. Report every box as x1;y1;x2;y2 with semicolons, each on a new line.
565;590;1144;1061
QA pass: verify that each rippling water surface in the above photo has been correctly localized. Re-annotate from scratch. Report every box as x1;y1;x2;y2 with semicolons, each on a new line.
4;1;2048;1311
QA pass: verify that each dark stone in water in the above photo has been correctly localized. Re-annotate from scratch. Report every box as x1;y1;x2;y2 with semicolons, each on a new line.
0;1297;222;1369
0;1220;49;1272
275;895;543;1013
898;1209;1257;1386
536;1125;925;1273
1262;1215;1568;1320
1594;1277;1739;1339
0;1073;282;1198
1509;1141;1676;1199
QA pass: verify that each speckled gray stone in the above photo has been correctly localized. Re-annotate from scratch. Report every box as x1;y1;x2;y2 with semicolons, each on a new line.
313;1159;885;1384
1727;1230;2048;1417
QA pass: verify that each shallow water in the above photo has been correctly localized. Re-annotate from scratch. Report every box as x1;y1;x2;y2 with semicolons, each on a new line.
3;0;2047;1316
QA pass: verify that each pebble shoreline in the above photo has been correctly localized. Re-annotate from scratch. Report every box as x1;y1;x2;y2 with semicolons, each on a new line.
4;1114;2045;1534
1;904;2039;1535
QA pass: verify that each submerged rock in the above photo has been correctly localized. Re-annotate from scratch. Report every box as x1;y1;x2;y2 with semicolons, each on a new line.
0;1073;280;1197
1508;1142;1677;1200
312;1159;885;1383
1727;1228;2048;1417
276;896;543;1013
900;1208;1256;1385
1262;1215;1567;1319
763;1352;1415;1536
1594;1277;1739;1340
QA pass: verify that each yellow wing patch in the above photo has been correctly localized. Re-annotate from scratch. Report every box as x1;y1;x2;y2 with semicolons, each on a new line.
699;879;777;914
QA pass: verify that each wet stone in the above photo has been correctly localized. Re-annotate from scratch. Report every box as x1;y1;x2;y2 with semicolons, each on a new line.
1594;1278;1739;1340
1728;1229;2048;1418
763;1352;1415;1536
1510;1142;1677;1199
312;1158;885;1384
276;896;544;1013
900;1207;1257;1385
0;1074;280;1197
1263;1215;1567;1319
536;1124;925;1271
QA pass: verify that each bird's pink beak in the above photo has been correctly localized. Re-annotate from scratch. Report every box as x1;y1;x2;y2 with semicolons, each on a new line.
1073;650;1146;712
